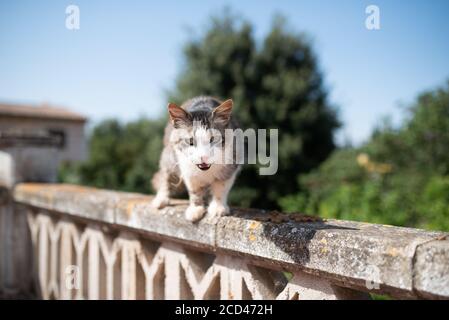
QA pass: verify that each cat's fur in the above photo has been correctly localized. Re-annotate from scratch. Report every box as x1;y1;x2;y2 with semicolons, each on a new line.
152;96;241;222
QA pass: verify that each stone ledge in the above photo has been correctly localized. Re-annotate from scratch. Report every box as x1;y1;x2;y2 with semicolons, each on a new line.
13;183;449;299
414;238;449;299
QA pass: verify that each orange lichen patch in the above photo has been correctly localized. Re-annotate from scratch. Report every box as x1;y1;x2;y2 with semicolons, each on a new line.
319;238;329;254
249;234;257;242
57;184;94;193
15;183;102;206
116;197;151;217
16;183;51;193
15;183;54;203
249;221;261;230
387;247;400;257
248;221;260;242
17;183;94;195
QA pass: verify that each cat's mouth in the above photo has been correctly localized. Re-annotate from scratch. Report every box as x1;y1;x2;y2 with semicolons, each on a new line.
197;163;211;171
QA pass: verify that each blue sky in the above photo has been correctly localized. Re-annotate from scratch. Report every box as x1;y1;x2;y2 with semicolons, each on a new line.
1;0;448;145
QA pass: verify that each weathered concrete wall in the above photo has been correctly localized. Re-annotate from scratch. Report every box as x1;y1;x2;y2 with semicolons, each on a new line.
0;146;57;299
0;188;36;298
414;238;449;299
0;152;14;188
0;147;58;185
0;120;85;299
13;183;449;299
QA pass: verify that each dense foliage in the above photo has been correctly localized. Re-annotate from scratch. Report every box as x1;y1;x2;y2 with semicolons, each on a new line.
59;118;165;193
280;81;449;231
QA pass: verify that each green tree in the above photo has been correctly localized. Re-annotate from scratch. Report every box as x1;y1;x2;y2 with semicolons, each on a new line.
59;118;165;194
169;13;339;208
281;81;449;231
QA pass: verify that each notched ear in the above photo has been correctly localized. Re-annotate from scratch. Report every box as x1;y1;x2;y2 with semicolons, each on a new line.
168;103;191;128
212;99;233;126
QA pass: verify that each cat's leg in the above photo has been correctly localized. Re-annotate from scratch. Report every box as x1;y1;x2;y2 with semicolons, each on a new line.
151;169;170;209
208;172;237;218
184;181;208;222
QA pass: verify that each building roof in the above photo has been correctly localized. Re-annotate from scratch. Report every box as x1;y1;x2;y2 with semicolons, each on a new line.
0;102;87;122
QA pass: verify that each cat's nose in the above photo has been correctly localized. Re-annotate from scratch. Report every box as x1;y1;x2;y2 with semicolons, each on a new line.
200;156;209;164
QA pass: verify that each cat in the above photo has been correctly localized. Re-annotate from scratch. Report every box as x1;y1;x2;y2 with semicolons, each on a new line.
151;96;241;222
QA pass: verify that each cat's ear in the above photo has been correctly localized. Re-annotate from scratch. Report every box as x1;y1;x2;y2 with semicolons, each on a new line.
168;103;191;128
212;99;233;126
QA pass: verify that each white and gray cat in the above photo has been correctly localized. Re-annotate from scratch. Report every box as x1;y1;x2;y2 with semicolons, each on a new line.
151;96;241;222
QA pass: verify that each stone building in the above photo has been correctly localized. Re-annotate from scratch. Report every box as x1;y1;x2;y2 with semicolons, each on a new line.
0;103;88;297
0;102;87;164
0;102;87;185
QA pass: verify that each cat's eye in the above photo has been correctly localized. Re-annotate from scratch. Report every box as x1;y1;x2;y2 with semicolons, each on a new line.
189;138;194;146
210;136;214;143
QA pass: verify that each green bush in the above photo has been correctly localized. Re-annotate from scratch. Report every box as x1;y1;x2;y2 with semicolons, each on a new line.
59;118;165;194
280;81;449;232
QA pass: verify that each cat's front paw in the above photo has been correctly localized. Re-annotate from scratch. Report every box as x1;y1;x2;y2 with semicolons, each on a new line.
152;195;169;209
185;205;206;222
207;201;230;218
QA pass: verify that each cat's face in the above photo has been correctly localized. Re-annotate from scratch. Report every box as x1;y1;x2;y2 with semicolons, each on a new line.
168;100;233;171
